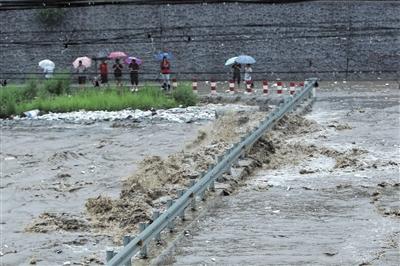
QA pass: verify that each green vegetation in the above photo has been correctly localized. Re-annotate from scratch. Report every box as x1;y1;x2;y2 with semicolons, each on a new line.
172;83;198;107
0;79;197;118
18;88;177;113
37;8;65;26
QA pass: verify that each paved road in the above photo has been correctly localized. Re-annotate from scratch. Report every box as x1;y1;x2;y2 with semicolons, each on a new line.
169;83;400;265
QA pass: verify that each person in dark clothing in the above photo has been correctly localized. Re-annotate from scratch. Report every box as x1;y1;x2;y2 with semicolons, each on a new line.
129;59;140;92
232;63;241;89
99;60;108;85
113;59;123;87
92;76;100;87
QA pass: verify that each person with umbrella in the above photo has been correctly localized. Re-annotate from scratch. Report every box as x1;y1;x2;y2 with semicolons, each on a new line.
128;58;140;92
235;55;256;89
76;60;87;88
160;56;171;91
73;56;91;88
38;59;55;79
113;59;123;87
232;63;241;89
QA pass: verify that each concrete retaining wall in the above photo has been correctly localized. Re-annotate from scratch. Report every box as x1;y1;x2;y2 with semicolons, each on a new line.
1;1;399;81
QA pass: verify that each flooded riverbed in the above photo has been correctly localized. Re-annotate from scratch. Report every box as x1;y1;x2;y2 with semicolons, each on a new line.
169;83;400;265
1;82;399;265
0;120;206;265
0;103;263;265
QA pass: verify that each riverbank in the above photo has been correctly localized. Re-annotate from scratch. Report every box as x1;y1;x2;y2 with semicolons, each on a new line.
0;81;196;118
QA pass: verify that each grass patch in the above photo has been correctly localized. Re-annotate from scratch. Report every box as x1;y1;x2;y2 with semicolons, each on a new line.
172;83;198;107
17;87;177;113
1;80;197;118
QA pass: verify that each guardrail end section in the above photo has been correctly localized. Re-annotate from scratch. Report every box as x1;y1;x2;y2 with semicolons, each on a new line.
106;248;115;262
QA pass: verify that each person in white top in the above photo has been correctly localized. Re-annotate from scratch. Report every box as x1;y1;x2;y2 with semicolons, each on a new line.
76;61;87;89
244;64;253;88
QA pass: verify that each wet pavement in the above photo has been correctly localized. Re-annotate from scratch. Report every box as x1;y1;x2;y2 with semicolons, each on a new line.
170;83;400;265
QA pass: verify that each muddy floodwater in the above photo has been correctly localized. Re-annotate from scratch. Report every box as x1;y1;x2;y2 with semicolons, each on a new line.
1;82;399;266
0;120;205;265
169;83;400;265
0;101;262;265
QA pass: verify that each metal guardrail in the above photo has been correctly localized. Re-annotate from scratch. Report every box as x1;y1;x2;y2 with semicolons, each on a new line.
106;78;318;266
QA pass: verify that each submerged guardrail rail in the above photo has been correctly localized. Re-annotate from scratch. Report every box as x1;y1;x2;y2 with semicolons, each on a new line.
107;78;318;266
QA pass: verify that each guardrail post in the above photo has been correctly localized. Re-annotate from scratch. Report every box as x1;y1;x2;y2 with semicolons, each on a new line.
190;193;197;211
225;165;232;175
152;211;161;242
189;180;197;211
200;189;206;201
178;190;186;221
210;180;215;192
139;223;148;259
123;236;132;266
106;248;115;262
167;200;175;231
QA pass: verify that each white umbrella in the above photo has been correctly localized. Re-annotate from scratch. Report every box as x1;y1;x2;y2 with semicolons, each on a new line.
225;57;238;66
38;59;55;71
235;55;256;64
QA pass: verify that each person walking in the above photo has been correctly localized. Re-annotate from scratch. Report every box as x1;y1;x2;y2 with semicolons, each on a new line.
43;67;54;79
113;59;123;87
76;60;87;89
160;56;171;91
129;59;140;92
99;60;108;85
244;64;253;88
232;63;241;89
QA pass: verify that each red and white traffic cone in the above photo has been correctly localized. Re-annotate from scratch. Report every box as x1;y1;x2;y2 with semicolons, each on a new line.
192;79;198;94
172;78;178;89
228;80;235;94
263;80;269;95
245;80;252;94
210;79;217;95
298;82;304;94
294;82;299;93
289;82;296;95
276;81;283;94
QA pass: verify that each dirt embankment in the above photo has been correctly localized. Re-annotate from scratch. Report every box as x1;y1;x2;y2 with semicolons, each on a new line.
84;111;266;241
25;110;265;240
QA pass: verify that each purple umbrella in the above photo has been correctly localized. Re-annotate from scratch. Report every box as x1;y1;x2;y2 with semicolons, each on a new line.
124;56;143;65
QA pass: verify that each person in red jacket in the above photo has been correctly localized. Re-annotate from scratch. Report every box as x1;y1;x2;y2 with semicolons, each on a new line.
160;56;171;91
99;60;108;85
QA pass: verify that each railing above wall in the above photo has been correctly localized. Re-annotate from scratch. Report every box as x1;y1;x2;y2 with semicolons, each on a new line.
0;1;312;10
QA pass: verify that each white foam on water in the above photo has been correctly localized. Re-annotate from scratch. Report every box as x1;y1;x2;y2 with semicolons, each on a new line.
13;104;258;124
